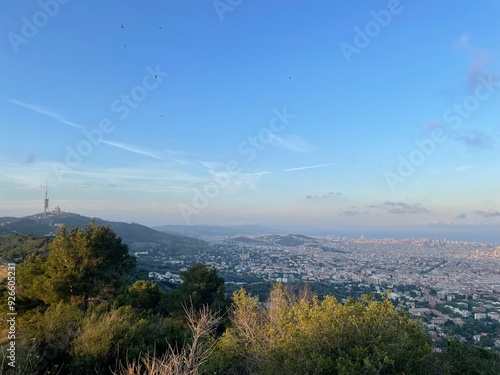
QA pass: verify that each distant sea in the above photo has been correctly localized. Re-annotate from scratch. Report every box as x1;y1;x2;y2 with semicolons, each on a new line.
291;226;500;244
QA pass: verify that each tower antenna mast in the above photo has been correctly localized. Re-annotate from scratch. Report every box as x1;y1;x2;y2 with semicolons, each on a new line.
44;182;49;217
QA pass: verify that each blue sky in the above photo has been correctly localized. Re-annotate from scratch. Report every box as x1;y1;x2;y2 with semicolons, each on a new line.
1;0;499;242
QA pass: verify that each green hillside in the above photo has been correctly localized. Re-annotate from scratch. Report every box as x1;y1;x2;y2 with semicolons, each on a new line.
0;213;210;258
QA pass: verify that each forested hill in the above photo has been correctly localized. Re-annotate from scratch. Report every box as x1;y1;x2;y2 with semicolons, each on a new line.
0;212;210;258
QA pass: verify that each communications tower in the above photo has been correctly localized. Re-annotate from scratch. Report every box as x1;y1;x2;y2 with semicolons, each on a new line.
44;183;49;217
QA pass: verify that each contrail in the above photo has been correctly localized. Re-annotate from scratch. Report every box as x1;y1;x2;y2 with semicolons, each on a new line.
6;98;83;129
100;139;163;160
285;163;338;172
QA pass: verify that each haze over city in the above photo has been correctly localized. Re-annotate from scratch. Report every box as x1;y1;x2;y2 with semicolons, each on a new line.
1;1;499;243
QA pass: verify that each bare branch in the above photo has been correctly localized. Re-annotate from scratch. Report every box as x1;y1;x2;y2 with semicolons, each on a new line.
114;304;222;375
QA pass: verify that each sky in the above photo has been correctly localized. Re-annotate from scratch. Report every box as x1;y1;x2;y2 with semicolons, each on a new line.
1;0;500;242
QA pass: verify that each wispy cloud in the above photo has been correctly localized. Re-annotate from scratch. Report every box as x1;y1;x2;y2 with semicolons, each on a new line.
454;164;473;171
200;161;226;170
371;201;430;214
205;167;270;179
0;160;205;192
305;191;341;199
285;163;338;172
233;171;271;189
455;130;494;149
7;99;83;129
474;209;500;218
25;154;37;164
197;158;271;191
164;148;188;156
248;171;271;177
339;210;368;216
425;121;442;130
272;134;312;153
453;33;471;50
452;34;498;92
99;140;163;160
467;57;491;92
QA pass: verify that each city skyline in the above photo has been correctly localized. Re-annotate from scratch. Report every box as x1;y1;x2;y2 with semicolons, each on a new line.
1;1;499;242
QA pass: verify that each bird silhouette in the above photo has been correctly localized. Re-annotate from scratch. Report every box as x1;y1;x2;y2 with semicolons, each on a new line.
120;23;125;29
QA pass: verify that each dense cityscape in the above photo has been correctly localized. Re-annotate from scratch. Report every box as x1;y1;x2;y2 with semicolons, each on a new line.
143;233;500;350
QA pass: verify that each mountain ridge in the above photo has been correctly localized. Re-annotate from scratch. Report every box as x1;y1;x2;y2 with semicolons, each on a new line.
0;212;210;253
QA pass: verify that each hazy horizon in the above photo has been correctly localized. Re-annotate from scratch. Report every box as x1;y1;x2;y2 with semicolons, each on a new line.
2;209;499;245
1;1;499;244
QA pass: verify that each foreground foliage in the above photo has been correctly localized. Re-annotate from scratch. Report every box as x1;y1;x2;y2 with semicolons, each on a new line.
18;222;136;305
205;285;432;375
0;233;50;262
115;305;221;375
1;223;499;374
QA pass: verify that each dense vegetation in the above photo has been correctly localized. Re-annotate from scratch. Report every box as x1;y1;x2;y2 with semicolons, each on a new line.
0;223;498;374
0;213;211;256
0;234;51;262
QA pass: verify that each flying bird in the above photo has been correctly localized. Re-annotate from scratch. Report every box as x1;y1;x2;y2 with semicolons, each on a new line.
120;23;125;28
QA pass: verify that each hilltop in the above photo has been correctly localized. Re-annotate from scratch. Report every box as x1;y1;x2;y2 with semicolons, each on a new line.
0;212;210;259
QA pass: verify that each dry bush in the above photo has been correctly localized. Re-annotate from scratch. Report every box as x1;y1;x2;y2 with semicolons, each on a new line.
114;304;221;375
